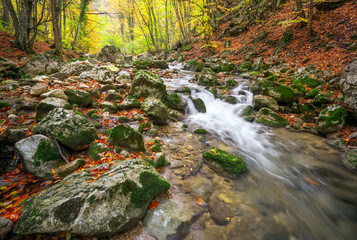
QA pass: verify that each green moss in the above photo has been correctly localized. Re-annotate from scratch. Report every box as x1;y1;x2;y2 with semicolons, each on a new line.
64;89;92;107
123;171;170;208
0;101;10;108
154;155;166;168
187;59;199;65
306;88;321;98
193;98;206;113
88;142;109;161
280;28;293;48
145;121;152;128
33;139;61;166
193;128;208;134
108;124;145;152
256;108;289;127
203;147;247;175
137;123;144;133
150;140;161;152
166;93;185;110
292;77;320;88
237;61;251;73
53;198;84;223
317;105;347;130
118;116;130;123
226;79;238;88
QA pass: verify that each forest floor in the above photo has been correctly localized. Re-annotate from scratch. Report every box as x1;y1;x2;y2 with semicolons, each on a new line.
184;0;357;75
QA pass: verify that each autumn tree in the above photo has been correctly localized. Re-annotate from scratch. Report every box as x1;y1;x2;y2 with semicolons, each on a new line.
72;0;91;50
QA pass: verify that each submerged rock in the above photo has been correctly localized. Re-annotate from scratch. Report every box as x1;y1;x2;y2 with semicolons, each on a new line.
15;135;66;179
255;107;289;127
141;97;169;125
128;70;167;101
193;98;206;113
316;105;347;134
108;124;146;152
202;147;247;176
34;108;98;150
143;197;203;240
14;159;170;237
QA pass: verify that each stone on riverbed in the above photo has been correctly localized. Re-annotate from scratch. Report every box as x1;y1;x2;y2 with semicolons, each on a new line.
141;97;169;125
196;68;217;86
34;108;98;150
202;147;247;176
143;197;203;240
35;97;72;122
15;134;66;179
14;159;170;237
316;105;347;135
128;70;167;101
108;124;146;152
255;107;289;127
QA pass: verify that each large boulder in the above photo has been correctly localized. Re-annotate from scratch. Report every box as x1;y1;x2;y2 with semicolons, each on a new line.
34;108;98;150
60;60;94;76
15;135;66;179
97;45;124;64
117;96;141;110
35;97;72;122
21;53;63;77
40;89;68;101
64;89;92;107
255;107;290;127
339;59;357;116
128;71;167;101
80;67;114;84
108;125;146;152
141;97;169;125
143;197;204;240
14;159;170;237
254;95;279;112
184;60;204;72
0;217;13;238
258;80;300;104
166;93;186;111
30;83;47;96
205;58;235;73
196;68;217;86
316;105;347;134
202;147;247;176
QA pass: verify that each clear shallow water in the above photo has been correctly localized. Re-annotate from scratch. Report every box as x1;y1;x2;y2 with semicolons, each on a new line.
162;64;357;240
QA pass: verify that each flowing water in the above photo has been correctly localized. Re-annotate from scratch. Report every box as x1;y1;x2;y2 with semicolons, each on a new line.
156;64;357;240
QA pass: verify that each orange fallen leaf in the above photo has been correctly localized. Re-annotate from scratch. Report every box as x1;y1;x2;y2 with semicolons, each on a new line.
149;201;159;210
196;198;203;205
305;177;319;186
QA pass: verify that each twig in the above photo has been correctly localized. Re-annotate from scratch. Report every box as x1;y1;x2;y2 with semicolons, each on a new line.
53;138;69;163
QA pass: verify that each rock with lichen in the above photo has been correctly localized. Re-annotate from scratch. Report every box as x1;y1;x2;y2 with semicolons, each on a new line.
14;159;170;237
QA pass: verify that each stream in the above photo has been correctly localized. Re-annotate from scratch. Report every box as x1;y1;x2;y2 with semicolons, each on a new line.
146;63;357;240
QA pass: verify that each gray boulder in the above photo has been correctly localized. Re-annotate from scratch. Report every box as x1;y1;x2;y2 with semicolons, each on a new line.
15;135;66;179
118;96;141;110
97;45;124;64
64;89;92;107
30;83;47;96
141;97;169;125
117;70;132;84
143;197;203;240
21;53;63;77
14;159;170;237
342;148;357;172
34;108;98;150
40;89;69;101
254;95;279;112
339;59;357;116
60;60;94;76
80;67;114;84
196;68;217;86
108;124;146;152
128;71;167;101
316;105;347;134
0;217;13;238
35;97;72;122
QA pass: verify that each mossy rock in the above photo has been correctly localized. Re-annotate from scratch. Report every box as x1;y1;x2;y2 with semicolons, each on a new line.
342;148;357;172
35;97;72;122
254;95;279;112
292;77;321;88
224;96;238;104
100;101;118;113
240;105;254;122
202;147;246;176
306;88;321;99
312;92;334;106
226;79;238;88
141;97;169;125
118;116;130;123
34;108;98;150
88;142;110;161
316;105;347;134
237;61;251;73
108;124;146;152
193;98;206;113
0;101;10;108
64;90;92;107
118;95;141;110
150;140;161;152
128;70;167;101
105;92;124;102
196;68;217;86
193;128;208;134
260;80;300;103
15;135;66;179
166;93;186;111
255;107;289;127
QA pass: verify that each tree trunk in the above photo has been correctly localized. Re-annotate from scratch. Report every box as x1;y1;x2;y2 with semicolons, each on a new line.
16;0;34;52
295;0;306;27
3;0;18;31
72;0;89;50
308;0;314;35
1;0;10;26
51;0;62;56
